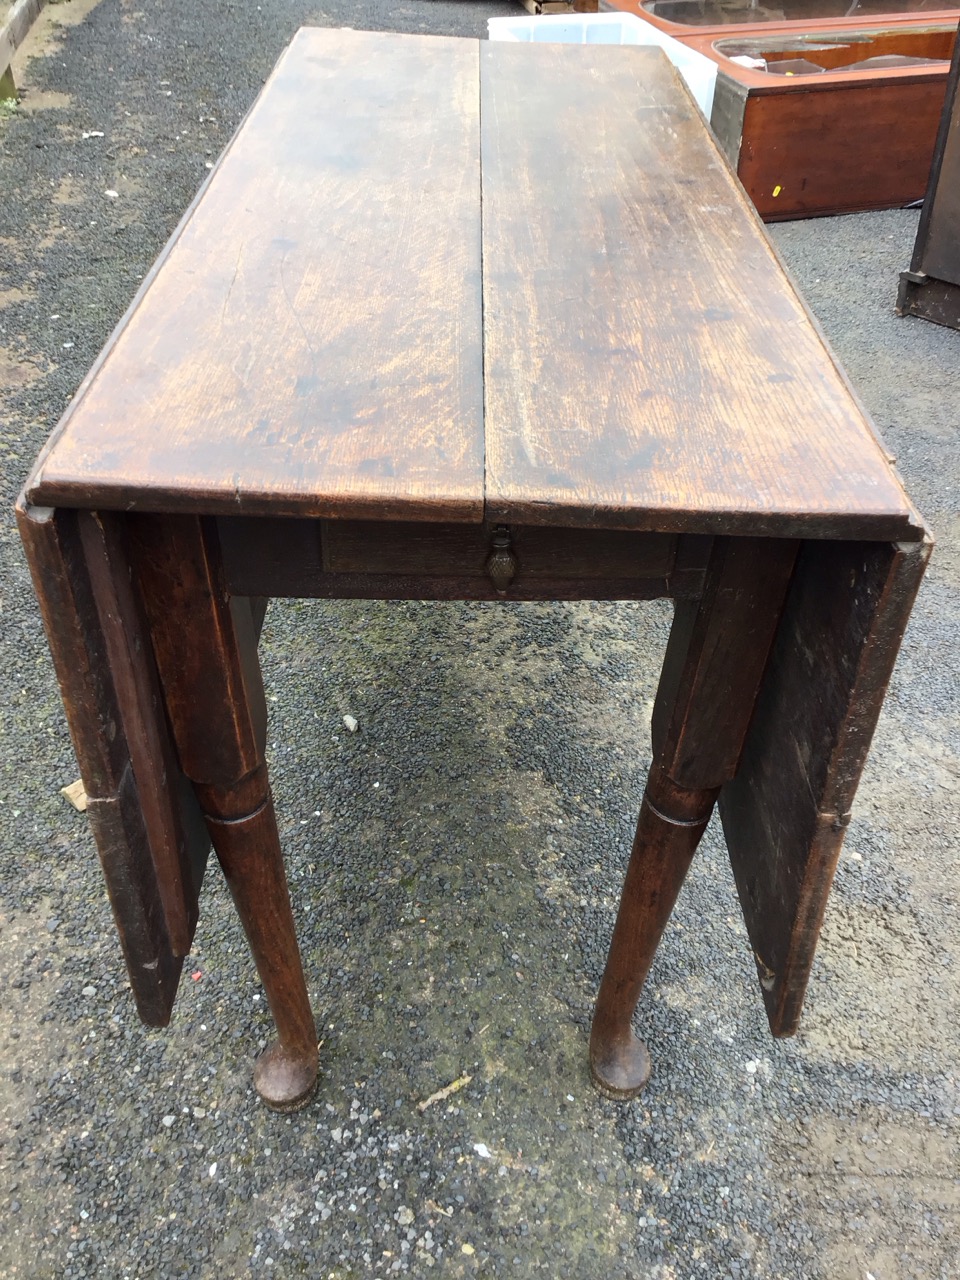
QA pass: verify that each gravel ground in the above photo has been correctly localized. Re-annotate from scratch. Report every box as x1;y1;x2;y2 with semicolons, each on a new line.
1;2;958;1277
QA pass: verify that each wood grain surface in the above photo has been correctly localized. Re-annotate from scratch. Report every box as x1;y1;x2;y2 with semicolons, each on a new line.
28;28;483;522
589;535;797;1097
27;30;922;541
719;536;931;1035
216;516;695;601
480;42;920;540
77;510;208;953
15;501;207;1024
671;18;957;223
737;79;949;222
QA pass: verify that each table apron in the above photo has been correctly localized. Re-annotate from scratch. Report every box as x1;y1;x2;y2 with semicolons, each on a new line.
217;516;712;602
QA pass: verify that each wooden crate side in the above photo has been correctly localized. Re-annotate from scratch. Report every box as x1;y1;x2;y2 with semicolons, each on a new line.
737;80;948;219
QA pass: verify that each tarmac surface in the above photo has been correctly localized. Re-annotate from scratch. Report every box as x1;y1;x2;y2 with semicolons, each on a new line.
0;2;958;1278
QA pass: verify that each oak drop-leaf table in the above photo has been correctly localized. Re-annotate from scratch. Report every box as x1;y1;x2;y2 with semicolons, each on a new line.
17;29;930;1111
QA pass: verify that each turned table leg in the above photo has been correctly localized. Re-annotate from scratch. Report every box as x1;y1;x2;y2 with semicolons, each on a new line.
129;515;319;1111
590;537;799;1099
590;768;718;1096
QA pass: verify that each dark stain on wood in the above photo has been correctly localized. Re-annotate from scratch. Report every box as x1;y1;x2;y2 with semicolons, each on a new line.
479;41;922;539
16;500;204;1023
27;29;484;523
719;536;932;1035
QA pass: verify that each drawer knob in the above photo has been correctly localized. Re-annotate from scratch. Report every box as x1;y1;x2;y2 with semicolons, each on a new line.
486;525;517;595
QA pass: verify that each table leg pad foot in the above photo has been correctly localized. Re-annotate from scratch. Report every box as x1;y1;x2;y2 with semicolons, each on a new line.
253;1040;319;1112
589;1033;652;1100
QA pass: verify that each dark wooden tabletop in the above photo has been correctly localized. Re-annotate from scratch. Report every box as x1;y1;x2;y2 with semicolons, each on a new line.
26;27;922;542
28;29;485;524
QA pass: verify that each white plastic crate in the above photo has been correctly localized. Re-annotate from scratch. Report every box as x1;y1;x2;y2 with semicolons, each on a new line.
487;12;717;120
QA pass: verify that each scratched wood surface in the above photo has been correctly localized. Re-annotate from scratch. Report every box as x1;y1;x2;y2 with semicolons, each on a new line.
719;536;931;1035
28;31;921;540
215;517;699;601
480;42;921;541
27;28;484;522
16;501;209;1025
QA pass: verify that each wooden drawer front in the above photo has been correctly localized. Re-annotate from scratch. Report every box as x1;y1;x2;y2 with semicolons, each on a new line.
514;527;676;581
322;520;488;576
322;520;677;581
217;516;702;600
